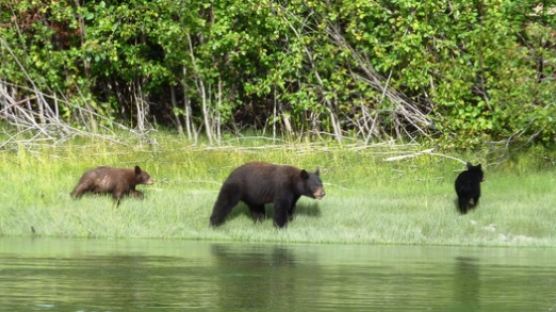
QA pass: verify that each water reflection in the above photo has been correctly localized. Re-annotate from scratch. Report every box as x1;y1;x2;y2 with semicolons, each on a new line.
0;239;556;312
0;253;216;311
211;244;300;311
453;256;480;311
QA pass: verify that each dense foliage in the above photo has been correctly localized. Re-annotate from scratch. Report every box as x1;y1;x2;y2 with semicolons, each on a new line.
0;0;555;146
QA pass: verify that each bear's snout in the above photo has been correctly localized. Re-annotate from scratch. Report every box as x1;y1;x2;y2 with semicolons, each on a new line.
313;188;325;199
145;178;155;185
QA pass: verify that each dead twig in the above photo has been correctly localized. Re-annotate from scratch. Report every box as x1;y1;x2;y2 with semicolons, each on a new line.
385;148;467;165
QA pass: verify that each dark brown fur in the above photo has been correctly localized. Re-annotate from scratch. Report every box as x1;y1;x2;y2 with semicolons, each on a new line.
209;162;325;228
71;166;154;206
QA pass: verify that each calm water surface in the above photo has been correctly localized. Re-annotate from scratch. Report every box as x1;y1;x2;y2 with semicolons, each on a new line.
0;238;555;311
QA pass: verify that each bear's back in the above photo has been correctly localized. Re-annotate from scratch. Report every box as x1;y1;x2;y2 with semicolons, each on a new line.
229;162;298;183
83;166;135;189
455;170;481;195
226;162;300;204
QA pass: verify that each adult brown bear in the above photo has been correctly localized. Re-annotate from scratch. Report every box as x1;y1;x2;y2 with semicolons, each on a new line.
209;162;325;228
71;166;154;206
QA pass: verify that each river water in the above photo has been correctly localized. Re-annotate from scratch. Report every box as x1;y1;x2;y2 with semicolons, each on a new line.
0;238;555;311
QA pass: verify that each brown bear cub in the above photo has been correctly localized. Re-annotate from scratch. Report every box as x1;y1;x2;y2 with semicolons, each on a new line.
209;162;325;228
71;166;154;206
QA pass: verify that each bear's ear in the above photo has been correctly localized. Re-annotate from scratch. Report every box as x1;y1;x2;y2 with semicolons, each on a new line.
315;167;320;176
466;162;473;169
477;164;482;170
134;166;142;175
300;170;309;180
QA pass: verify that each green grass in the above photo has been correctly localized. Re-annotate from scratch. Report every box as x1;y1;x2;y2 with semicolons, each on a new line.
0;133;555;246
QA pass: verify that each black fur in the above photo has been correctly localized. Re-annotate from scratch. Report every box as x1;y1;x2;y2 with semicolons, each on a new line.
209;162;325;228
455;163;484;214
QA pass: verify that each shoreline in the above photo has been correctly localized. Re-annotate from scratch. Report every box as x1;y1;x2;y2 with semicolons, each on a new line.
1;135;555;247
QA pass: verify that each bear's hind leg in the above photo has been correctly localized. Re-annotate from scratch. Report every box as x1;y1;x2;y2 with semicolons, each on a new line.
210;183;241;226
457;196;469;214
70;181;92;199
470;195;480;210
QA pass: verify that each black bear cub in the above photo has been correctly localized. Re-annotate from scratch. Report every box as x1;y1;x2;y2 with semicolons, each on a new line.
210;162;325;228
71;166;154;206
455;162;484;214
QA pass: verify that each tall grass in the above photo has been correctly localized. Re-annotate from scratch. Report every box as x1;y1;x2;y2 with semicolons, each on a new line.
0;133;555;246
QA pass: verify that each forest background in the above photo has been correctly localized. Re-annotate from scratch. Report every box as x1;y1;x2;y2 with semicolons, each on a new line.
0;0;555;148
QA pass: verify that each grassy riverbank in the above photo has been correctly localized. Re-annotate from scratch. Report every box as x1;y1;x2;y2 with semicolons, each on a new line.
0;133;555;246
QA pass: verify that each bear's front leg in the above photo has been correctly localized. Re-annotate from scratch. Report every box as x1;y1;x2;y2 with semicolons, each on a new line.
112;194;122;207
287;195;300;221
112;183;128;207
249;204;266;222
130;190;144;199
273;194;293;228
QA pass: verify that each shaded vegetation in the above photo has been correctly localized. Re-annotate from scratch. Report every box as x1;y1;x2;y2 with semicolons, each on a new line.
0;1;555;147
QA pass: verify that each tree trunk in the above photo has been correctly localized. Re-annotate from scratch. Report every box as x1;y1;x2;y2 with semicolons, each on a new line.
170;85;184;134
182;66;193;140
216;78;222;144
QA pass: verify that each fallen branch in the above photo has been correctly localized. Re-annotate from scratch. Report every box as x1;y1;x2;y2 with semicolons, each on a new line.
385;148;467;165
384;148;435;162
326;24;432;140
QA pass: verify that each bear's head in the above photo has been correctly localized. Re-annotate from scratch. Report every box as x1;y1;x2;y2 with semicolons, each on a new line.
134;166;155;185
466;162;484;182
299;168;325;199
